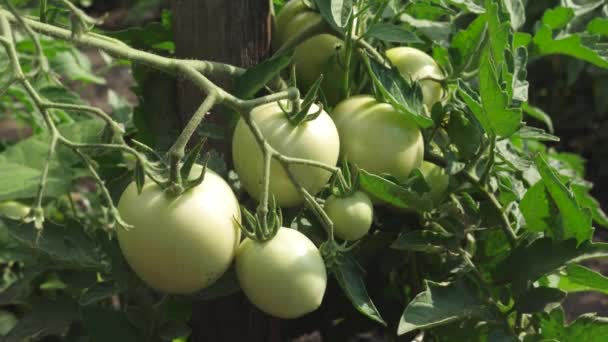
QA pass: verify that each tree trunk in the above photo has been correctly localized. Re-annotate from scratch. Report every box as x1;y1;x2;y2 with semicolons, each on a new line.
171;0;272;159
170;1;280;341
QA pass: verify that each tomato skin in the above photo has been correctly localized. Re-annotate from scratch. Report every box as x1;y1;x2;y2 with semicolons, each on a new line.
331;95;424;181
117;166;241;294
293;34;351;105
324;191;373;241
0;201;30;220
386;47;445;112
419;161;449;204
275;1;351;105
232;101;340;207
235;227;327;319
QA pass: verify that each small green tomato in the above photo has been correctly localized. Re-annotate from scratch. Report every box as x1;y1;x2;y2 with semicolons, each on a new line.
235;227;327;319
324;191;373;241
419;161;449;204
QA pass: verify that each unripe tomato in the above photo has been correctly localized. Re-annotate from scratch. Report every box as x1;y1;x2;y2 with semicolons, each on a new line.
232;101;340;207
331;95;424;181
274;1;352;105
274;0;328;48
293;34;352;105
324;191;373;241
419;161;449;205
235;227;327;319
386;47;445;112
117;166;241;294
0;201;30;220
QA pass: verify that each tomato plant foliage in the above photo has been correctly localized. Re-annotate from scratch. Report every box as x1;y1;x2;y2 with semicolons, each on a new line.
0;0;608;341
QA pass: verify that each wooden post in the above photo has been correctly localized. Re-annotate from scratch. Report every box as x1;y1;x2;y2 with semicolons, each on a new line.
170;1;281;341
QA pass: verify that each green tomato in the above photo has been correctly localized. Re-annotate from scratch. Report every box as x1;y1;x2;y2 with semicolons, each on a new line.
117;166;241;294
332;95;424;181
232;101;340;207
386;47;445;112
324;191;373;241
235;227;327;319
0;201;30;220
419;161;449;204
293;34;353;105
274;0;327;48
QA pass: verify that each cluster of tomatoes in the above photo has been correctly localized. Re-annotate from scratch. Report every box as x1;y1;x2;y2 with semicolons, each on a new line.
116;0;450;320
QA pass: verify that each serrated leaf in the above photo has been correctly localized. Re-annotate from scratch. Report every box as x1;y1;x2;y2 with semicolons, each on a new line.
398;279;487;335
390;230;456;253
5;221;105;270
536;155;593;243
533;7;608;69
571;183;608;228
364;23;423;43
0;120;105;201
447;110;482;160
79;281;121;306
366;57;433;128
234;55;292;99
512;126;559;142
359;170;433;213
450;14;487;74
399;13;451;43
51;51;105;84
521;102;554;133
539;307;608;341
333;253;386;325
493;237;608;285
551;264;608;295
1;295;79;342
587;18;608;36
514;287;565;313
478;49;522;137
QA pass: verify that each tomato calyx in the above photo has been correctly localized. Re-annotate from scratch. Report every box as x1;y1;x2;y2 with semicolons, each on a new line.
238;197;283;242
319;239;357;269
330;160;360;198
280;75;326;126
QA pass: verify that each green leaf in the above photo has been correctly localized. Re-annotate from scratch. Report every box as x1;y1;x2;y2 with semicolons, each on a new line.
532;7;608;69
512;126;559;142
333;253;386;326
1;295;79;342
522;102;554;133
493;238;608;285
446;110;482;160
105;21;174;52
536;155;593;243
571;183;608;228
503;0;525;30
587;18;608;36
358;170;433;213
51;51;105;84
233;54;291;99
366;57;433;128
450;14;487;74
514;286;565;313
81;306;141;342
364;23;423;44
0;120;105;201
390;230;457;253
5;221;106;270
551;264;608;295
478;49;522;137
314;0;353;31
538;307;608;341
399;13;451;43
398;279;486;335
79;281;121;306
520;181;555;234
